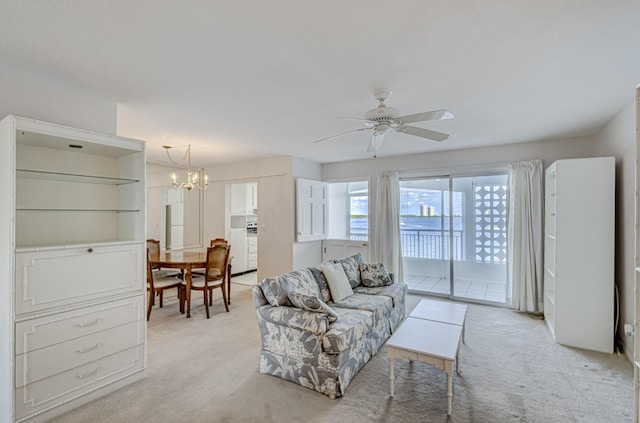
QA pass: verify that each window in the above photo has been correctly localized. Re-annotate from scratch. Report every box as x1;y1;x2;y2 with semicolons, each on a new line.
327;180;368;241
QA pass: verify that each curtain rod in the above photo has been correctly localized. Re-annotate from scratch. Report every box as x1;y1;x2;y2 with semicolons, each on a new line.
398;161;511;179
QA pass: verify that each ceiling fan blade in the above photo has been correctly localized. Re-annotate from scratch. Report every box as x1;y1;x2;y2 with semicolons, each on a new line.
397;109;454;124
313;127;369;143
366;131;385;155
397;125;449;142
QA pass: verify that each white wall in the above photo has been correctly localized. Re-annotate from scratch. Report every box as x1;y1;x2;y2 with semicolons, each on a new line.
0;65;116;134
203;156;295;281
146;163;203;249
594;101;636;360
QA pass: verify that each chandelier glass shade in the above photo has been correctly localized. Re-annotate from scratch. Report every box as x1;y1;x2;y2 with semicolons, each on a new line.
162;145;208;191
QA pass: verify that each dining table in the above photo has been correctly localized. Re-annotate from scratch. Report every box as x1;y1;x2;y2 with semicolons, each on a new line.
150;248;234;318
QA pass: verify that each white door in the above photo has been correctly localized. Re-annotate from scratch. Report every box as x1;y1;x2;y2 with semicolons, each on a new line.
322;239;369;262
296;178;328;242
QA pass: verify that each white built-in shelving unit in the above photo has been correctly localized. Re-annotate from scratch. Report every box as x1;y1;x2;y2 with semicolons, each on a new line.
543;157;615;354
0;115;146;423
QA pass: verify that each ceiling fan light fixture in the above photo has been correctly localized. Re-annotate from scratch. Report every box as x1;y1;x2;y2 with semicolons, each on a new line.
312;88;454;155
364;106;399;122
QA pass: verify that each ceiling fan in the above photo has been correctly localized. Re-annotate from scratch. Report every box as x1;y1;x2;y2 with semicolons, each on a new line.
313;89;454;157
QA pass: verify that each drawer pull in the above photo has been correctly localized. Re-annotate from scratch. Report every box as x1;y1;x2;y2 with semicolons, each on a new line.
87;248;94;253
76;342;102;353
76;317;103;328
75;366;102;380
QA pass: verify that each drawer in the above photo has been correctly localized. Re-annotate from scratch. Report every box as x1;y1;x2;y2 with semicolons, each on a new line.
15;296;144;355
247;237;257;246
248;244;257;254
15;345;144;421
15;242;144;315
16;319;143;387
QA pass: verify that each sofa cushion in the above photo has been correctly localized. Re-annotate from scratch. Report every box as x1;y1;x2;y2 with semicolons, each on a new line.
331;293;393;322
353;283;408;307
260;268;320;307
288;291;338;322
335;253;364;288
322;308;374;354
359;263;392;287
321;262;353;302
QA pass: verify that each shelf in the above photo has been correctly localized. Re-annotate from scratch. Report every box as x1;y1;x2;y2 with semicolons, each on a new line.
15;239;142;252
16;169;139;185
16;208;140;213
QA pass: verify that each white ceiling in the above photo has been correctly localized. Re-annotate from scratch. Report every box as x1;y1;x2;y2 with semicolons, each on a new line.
1;1;639;167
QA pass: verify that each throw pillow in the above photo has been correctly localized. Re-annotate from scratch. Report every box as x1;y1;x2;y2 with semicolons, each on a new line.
321;262;354;302
359;263;393;287
309;265;331;303
260;276;288;307
288;291;338;322
335;253;364;289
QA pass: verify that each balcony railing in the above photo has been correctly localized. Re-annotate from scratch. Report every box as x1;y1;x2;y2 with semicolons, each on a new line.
401;229;464;260
350;228;464;260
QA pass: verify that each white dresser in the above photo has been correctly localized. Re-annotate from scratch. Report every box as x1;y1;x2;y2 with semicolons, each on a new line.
543;157;615;353
0;115;146;422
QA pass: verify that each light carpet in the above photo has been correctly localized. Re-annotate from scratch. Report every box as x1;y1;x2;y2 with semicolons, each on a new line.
51;283;633;423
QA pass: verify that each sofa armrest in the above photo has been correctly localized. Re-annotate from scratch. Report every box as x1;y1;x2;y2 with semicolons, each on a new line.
253;285;269;307
256;305;329;336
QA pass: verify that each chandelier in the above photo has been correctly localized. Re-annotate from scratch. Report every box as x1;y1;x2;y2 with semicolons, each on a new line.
162;145;208;191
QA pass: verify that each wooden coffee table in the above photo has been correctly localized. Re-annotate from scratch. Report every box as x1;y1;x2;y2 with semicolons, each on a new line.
387;316;462;416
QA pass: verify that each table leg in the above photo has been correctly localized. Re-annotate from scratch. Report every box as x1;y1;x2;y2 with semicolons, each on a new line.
446;371;452;416
389;349;395;397
227;264;232;305
185;266;192;318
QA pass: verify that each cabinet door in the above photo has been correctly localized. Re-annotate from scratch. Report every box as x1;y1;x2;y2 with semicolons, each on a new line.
247;182;257;213
15;242;144;315
296;178;328;242
230;183;247;214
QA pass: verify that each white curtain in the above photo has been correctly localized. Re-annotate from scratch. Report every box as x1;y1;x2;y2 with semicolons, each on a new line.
373;171;403;283
507;160;543;313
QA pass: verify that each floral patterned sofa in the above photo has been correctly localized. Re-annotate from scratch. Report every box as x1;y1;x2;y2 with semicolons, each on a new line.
252;253;407;399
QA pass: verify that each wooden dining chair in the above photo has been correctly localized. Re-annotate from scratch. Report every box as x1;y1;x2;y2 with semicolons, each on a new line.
146;239;181;306
210;238;227;246
180;244;230;319
146;248;182;320
209;238;233;305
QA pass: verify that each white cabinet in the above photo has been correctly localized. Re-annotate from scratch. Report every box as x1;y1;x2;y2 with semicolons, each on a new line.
247;236;258;270
230;182;257;215
230;228;248;273
543;157;615;353
0;115;146;423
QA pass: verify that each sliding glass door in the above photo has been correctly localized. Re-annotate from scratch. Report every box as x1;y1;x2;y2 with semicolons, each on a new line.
400;173;507;305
